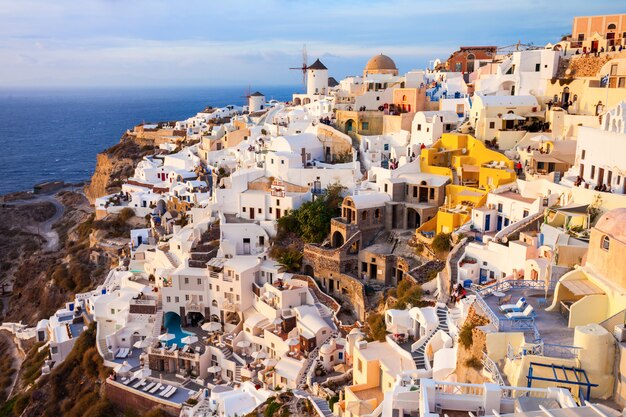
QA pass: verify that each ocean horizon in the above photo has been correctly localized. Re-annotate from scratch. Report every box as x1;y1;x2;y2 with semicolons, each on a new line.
0;86;299;195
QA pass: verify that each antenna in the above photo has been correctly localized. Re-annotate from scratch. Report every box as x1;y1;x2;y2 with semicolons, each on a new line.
289;44;308;87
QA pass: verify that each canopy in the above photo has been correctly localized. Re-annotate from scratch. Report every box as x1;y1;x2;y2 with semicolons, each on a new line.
181;335;199;345
251;351;267;359
237;340;251;348
502;113;526;121
561;279;604;297
201;322;222;332
159;333;175;342
114;361;133;375
133;338;151;349
207;365;222;373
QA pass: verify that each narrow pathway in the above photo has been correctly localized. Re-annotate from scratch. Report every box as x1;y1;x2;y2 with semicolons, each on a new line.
3;194;65;252
0;330;24;400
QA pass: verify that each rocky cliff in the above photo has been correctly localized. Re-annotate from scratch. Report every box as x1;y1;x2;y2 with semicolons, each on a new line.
84;134;156;204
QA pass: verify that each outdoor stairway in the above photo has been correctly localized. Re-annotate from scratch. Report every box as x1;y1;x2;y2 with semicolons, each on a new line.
152;310;164;338
234;365;242;383
220;344;233;361
311;396;335;417
411;305;450;369
293;389;336;417
164;251;180;268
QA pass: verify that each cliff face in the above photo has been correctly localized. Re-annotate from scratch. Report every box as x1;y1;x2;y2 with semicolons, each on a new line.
84;134;155;204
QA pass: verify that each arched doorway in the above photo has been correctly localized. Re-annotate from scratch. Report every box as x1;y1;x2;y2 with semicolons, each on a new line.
407;208;421;229
304;264;315;278
294;97;302;105
154;199;167;216
345;119;355;132
332;230;345;248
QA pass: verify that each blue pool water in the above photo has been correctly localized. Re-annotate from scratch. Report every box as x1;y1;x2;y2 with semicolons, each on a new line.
163;312;193;347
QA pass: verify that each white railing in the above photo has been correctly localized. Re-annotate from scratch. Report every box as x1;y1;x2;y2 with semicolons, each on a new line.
482;352;505;386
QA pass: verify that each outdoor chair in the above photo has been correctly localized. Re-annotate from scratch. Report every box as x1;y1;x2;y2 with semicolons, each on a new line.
506;305;535;320
500;297;526;312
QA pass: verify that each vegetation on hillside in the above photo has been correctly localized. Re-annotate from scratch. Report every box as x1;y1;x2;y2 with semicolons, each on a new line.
276;183;345;243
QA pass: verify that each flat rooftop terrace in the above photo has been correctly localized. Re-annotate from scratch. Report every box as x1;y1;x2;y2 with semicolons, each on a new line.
480;286;574;346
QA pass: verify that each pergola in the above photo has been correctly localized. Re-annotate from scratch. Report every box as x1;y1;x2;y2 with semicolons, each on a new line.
527;362;598;401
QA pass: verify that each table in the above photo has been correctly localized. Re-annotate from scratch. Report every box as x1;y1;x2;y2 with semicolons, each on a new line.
492;291;506;304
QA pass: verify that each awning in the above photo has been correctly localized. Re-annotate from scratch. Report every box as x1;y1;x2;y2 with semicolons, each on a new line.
502;113;526;121
533;154;565;164
561;279;604;296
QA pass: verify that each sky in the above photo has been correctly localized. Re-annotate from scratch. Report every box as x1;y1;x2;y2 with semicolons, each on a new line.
0;0;624;88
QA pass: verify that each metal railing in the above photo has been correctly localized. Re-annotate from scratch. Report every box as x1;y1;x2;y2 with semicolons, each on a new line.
506;341;582;361
482;352;505;386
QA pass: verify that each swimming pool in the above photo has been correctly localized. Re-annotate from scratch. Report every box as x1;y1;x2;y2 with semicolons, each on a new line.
163;312;193;347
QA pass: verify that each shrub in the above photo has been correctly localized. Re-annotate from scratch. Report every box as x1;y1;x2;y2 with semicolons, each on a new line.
432;232;452;254
458;323;475;348
118;207;135;223
328;395;339;411
465;357;483;370
366;313;387;342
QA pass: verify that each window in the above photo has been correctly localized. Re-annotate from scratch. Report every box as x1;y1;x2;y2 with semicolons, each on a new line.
602;235;610;251
535;63;541;72
619;77;626;89
175;296;179;303
577;34;584;41
417;124;422;131
111;308;115;315
376;96;380;101
429;188;435;200
199;295;203;302
611;64;618;76
281;160;285;165
166;296;171;303
185;294;189;301
361;122;369;130
184;277;189;284
497;203;503;213
489;121;495;129
384;184;388;193
243;207;246;212
608;23;617;30
259;236;265;246
197;278;202;285
269;207;272;214
523;210;529;218
581;150;586;160
276;199;280;206
591;165;595;179
258;208;262;213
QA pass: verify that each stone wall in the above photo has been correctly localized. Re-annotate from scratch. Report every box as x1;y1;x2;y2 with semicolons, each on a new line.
105;379;181;416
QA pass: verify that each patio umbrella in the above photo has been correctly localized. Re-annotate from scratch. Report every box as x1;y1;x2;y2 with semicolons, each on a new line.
262;358;277;367
114;361;133;375
133;367;152;379
159;333;175;342
251;351;267;360
236;340;251;348
133;338;151;349
287;338;299;346
207;365;222;373
347;400;374;415
181;335;199;345
201;322;222;332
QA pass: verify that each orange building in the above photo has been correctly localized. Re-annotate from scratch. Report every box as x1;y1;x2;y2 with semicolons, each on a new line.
392;88;427;113
443;46;496;73
571;14;626;51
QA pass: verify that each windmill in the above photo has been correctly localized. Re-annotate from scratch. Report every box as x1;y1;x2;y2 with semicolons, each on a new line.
289;44;308;88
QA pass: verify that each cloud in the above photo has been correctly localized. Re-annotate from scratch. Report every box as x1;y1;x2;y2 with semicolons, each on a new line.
0;0;623;86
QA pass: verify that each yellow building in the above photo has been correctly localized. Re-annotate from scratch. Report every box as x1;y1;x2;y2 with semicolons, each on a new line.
416;133;516;236
548;208;626;327
335;339;416;417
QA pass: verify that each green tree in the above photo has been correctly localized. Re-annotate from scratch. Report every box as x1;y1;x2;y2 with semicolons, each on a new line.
366;313;387;342
432;233;452;255
275;246;303;272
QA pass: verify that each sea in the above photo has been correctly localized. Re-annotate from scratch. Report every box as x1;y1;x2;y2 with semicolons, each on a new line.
0;86;298;195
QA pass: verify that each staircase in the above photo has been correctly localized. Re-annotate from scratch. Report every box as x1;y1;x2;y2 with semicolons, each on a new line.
234;365;242;383
164;251;180;268
411;305;450;369
220;344;233;361
293;389;336;417
152;310;164;338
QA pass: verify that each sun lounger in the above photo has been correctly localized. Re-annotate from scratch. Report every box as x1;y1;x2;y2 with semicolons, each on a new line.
164;387;177;399
132;378;146;389
159;386;173;397
123;377;136;386
143;382;156;392
167;343;177;352
149;383;162;394
506;305;534;319
500;297;526;312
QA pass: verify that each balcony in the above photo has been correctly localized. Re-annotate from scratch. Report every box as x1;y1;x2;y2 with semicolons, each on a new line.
222;300;240;312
